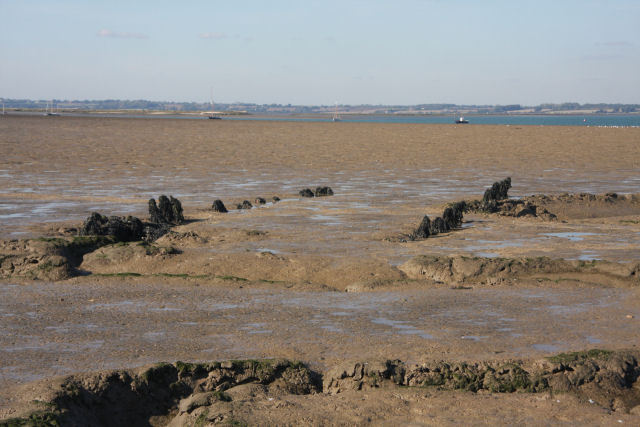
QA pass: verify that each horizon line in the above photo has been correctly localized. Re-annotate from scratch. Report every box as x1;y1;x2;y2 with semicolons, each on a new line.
1;98;639;108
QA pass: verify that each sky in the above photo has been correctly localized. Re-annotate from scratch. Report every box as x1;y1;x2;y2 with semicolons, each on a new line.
0;0;638;105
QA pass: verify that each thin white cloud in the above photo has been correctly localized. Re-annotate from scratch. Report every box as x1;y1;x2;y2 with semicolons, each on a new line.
198;32;227;40
97;29;148;39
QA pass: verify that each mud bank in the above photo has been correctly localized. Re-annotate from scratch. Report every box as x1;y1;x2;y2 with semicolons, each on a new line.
400;255;639;287
3;234;639;291
2;190;639;289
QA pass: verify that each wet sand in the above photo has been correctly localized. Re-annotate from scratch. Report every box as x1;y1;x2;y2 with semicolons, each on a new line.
1;280;639;388
1;115;639;237
1;115;640;424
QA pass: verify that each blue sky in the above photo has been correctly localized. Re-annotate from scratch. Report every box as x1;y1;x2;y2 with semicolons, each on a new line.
1;0;638;105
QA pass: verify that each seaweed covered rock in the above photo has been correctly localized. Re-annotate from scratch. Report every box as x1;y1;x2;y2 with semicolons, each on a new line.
237;200;253;210
255;197;266;205
211;199;228;213
79;213;145;242
441;208;456;230
315;186;334;197
299;188;314;198
412;215;431;239
80;211;170;243
272;196;281;203
429;217;449;234
483;177;511;203
149;195;184;225
412;201;467;239
444;201;466;228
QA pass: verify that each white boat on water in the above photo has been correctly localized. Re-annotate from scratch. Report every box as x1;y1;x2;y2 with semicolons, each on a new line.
454;116;468;124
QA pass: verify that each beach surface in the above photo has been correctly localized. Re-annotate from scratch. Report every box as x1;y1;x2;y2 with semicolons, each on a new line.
1;115;640;425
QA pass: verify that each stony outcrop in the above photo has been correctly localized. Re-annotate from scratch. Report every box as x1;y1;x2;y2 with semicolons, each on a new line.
211;199;228;213
255;197;266;205
149;195;184;225
315;186;334;197
236;200;253;210
299;188;314;198
272;196;281;203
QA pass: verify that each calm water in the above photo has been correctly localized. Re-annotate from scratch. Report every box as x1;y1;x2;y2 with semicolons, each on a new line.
212;113;640;126
330;114;640;127
12;112;640;126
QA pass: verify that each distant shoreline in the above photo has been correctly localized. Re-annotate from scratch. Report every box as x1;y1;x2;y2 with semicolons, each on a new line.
3;108;640;117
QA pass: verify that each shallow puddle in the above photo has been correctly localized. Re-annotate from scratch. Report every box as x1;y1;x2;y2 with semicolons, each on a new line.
543;232;600;241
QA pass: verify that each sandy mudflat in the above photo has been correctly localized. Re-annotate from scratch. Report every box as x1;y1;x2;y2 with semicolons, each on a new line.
1;115;640;425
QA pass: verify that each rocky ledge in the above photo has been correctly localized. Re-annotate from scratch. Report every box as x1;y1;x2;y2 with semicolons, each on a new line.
325;349;640;412
3;350;639;426
399;255;640;286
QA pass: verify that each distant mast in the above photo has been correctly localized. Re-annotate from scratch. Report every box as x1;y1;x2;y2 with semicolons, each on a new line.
208;88;221;120
332;101;340;122
45;100;59;116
